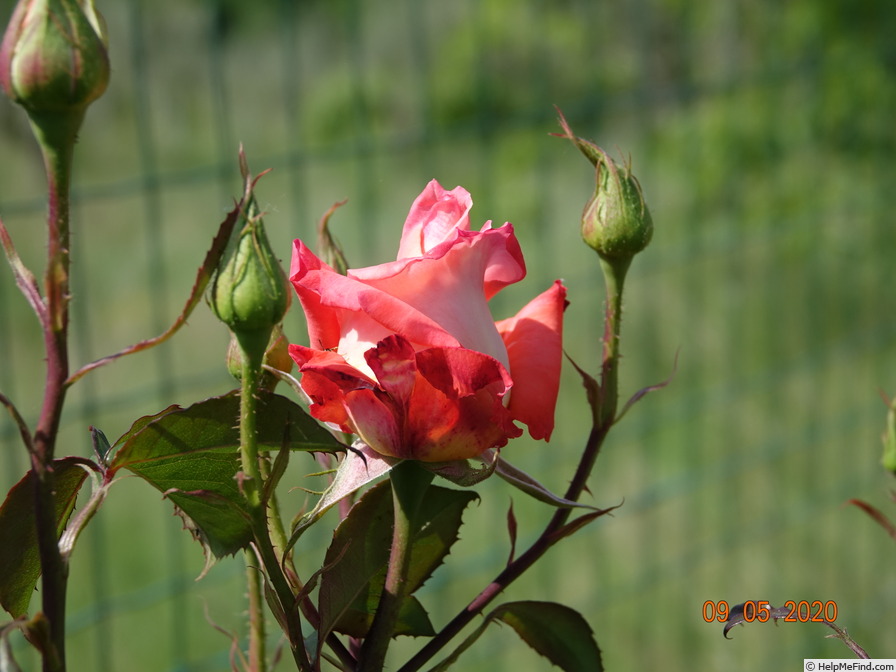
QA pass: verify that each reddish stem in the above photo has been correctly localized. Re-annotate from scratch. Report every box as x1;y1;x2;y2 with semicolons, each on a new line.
27;110;81;672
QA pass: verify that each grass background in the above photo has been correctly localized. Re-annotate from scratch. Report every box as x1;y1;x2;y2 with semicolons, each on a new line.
1;0;895;669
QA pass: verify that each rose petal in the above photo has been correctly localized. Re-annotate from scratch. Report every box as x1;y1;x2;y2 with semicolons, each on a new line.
496;280;568;440
350;225;524;369
289;344;376;430
364;334;419;406
291;239;459;373
408;346;521;460
341;388;403;458
289;241;342;351
397;180;473;259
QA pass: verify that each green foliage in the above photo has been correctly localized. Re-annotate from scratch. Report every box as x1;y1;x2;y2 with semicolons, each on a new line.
108;392;342;559
0;459;88;618
429;600;602;672
317;479;478;642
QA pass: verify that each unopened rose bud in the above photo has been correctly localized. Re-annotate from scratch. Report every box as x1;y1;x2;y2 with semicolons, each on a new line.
580;146;653;262
209;197;290;360
555;111;653;264
0;0;109;115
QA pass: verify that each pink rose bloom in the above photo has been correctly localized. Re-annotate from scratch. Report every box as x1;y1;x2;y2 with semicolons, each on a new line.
289;180;567;462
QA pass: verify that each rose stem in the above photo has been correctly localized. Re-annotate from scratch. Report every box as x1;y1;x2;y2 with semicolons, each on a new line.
260;451;357;670
357;460;434;672
28;110;86;672
237;336;311;672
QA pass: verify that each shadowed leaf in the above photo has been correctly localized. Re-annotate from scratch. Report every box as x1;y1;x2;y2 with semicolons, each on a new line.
0;459;89;617
109;392;341;558
318;480;477;645
495;601;602;672
286;441;395;555
317;481;431;641
428;600;602;672
89;426;112;465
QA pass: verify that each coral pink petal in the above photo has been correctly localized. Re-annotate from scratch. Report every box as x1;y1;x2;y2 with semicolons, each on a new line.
496;280;568;440
342;388;402;458
291;239;460;355
364;335;419;406
408;346;521;460
350;226;524;368
289;345;377;430
289;240;344;350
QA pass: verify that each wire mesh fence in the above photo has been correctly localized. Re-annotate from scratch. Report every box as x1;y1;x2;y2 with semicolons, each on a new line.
1;0;895;669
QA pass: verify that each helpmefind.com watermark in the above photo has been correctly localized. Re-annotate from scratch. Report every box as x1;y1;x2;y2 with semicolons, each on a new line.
804;661;896;671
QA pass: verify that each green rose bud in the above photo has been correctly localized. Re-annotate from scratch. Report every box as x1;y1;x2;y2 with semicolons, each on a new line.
0;0;109;114
580;146;653;261
555;110;653;264
209;197;290;361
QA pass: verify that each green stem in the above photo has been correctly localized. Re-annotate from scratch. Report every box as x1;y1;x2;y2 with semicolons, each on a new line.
245;550;266;672
27;109;84;672
596;254;631;429
357;461;433;672
239;340;268;672
238;340;264;508
260;455;357;670
237;332;311;672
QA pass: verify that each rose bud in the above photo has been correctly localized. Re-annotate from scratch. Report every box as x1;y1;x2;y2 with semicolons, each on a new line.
0;0;109;115
209;197;290;360
580;144;653;262
556;112;653;264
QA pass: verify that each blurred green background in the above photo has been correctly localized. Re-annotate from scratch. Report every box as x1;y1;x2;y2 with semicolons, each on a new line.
2;0;895;669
